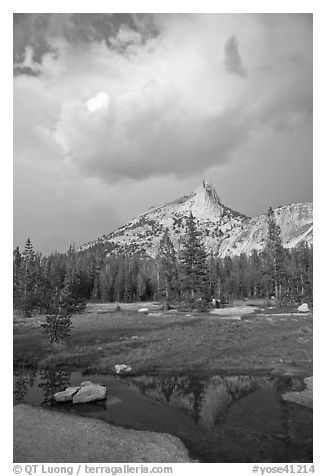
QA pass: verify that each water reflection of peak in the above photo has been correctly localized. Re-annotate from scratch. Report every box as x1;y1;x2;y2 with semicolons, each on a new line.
124;375;275;429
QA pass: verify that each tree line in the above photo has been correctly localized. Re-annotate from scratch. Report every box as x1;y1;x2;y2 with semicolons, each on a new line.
13;207;313;321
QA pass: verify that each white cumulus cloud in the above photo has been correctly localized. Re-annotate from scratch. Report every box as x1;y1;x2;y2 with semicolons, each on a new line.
86;91;111;112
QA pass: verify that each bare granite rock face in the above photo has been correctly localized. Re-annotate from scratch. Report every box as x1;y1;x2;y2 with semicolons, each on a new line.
73;384;107;404
14;404;193;463
115;364;132;375
80;381;94;387
78;182;312;259
298;303;310;313
283;376;313;408
53;386;81;402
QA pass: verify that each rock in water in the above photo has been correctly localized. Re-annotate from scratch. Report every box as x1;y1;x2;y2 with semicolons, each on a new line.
80;380;106;387
298;303;310;313
54;387;81;402
283;376;313;408
115;364;132;375
73;385;107;404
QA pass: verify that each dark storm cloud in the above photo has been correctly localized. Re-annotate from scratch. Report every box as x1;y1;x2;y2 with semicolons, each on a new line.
14;13;73;64
13;13;158;74
63;106;249;183
224;35;246;77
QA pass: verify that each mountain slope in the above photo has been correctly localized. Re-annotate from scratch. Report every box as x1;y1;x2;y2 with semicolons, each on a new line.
78;181;313;257
218;202;313;258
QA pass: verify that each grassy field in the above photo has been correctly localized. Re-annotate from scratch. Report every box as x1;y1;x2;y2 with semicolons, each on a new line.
13;302;313;376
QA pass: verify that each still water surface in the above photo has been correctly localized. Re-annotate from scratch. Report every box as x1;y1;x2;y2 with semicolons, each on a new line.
13;368;312;463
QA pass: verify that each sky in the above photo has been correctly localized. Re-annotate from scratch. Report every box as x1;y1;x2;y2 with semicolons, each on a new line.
13;13;313;255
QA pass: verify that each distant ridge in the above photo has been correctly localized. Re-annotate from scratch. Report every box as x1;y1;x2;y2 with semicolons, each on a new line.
78;181;313;258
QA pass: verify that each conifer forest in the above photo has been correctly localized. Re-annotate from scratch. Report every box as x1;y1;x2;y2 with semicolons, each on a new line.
13;209;313;318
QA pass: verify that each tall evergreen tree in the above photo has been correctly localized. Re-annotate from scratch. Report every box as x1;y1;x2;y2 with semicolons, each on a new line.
22;237;35;261
41;276;75;342
248;249;263;298
17;238;39;317
157;229;178;303
179;213;210;308
293;242;313;303
222;256;235;302
208;251;220;299
264;207;287;302
13;246;22;304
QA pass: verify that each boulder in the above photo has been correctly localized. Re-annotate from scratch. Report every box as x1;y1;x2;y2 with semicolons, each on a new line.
298;303;310;313
73;384;107;404
80;381;106;388
283;376;313;408
54;386;81;402
115;364;132;375
138;308;149;314
148;312;162;317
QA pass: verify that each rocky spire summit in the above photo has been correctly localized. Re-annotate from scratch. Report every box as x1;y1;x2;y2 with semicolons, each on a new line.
189;180;222;220
200;180;221;205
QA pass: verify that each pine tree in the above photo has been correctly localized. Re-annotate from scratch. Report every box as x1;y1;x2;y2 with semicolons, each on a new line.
99;264;111;302
41;278;74;343
222;256;234;303
248;249;263;298
208;251;219;299
114;257;126;302
294;242;313;304
41;260;88;343
179;213;210;309
13;246;22;305
64;266;86;312
264;207;287;303
22;237;35;261
157;229;178;304
17;238;38;317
